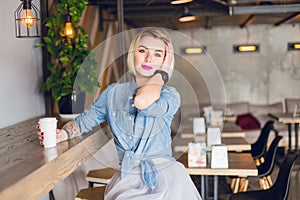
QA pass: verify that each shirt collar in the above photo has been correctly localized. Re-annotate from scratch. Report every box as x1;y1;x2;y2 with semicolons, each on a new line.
129;78;139;92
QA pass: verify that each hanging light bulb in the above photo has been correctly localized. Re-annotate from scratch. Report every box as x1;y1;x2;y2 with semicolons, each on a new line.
23;8;34;27
14;0;40;38
170;0;193;4
64;14;75;38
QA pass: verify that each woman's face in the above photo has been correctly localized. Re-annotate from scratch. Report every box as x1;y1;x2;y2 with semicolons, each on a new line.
134;35;166;78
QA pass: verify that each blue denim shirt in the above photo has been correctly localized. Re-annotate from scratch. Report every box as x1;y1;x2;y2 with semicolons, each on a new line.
75;79;180;189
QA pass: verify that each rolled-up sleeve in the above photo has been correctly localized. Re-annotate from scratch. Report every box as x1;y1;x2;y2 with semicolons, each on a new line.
138;87;180;118
75;84;114;133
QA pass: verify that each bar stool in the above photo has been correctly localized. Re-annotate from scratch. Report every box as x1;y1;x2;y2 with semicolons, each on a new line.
75;186;106;200
86;168;116;188
75;168;116;200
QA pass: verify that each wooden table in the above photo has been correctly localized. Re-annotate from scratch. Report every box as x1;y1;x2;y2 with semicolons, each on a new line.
173;137;251;153
181;121;245;138
0;117;110;200
177;152;258;200
268;113;300;152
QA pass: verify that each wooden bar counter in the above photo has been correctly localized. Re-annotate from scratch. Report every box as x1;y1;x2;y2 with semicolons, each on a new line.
0;117;109;200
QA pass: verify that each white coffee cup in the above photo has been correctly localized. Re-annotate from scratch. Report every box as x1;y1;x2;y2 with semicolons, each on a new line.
38;117;57;148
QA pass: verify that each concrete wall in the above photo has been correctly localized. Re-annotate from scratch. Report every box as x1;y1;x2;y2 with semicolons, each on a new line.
174;24;300;106
0;0;45;128
2;2;300;128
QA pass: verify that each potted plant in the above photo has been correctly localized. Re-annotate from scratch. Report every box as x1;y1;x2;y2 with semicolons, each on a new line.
37;0;99;114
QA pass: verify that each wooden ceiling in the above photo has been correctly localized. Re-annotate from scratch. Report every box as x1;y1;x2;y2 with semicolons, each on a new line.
88;0;300;30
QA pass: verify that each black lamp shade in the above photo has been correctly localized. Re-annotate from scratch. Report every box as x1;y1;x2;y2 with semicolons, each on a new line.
179;6;196;22
14;0;41;38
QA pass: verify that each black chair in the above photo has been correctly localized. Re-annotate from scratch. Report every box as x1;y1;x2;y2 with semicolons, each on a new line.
231;135;282;193
256;135;282;189
251;120;276;165
230;152;299;200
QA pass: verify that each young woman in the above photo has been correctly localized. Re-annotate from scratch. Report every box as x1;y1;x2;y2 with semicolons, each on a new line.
38;27;202;200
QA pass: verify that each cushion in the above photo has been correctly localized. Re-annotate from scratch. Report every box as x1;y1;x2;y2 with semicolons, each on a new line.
236;113;261;130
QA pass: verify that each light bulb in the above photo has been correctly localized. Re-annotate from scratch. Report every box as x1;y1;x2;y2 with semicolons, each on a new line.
170;0;193;4
64;22;75;38
23;9;34;27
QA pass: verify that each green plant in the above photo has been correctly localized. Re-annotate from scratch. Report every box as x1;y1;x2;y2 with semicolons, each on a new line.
37;0;99;102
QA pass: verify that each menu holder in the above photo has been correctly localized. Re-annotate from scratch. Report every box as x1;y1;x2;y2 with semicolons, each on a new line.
193;117;206;134
188;142;206;167
207;127;222;147
203;106;213;125
211;145;228;169
210;110;223;126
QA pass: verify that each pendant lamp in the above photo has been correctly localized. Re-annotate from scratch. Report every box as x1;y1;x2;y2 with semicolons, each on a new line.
14;0;40;38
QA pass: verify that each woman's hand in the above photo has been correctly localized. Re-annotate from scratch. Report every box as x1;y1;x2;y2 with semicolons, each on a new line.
36;125;68;146
161;42;174;75
134;42;174;110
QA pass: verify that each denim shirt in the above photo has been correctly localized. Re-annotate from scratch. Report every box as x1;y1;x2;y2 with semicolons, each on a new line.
75;79;180;189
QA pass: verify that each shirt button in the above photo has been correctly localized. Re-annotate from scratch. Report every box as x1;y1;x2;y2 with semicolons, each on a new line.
129;96;133;100
129;136;133;140
129;117;132;120
112;112;116;116
131;104;135;107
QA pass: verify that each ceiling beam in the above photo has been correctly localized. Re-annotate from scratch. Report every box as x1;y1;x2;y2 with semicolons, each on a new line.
240;14;255;28
233;0;299;3
88;0;170;6
195;0;229;14
231;4;300;15
274;12;300;26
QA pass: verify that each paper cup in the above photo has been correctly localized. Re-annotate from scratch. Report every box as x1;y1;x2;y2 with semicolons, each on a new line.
43;147;58;162
39;117;57;148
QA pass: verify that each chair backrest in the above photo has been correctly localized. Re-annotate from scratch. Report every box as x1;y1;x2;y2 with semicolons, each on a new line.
284;98;300;113
251;120;275;159
171;106;181;139
257;135;283;177
270;152;299;200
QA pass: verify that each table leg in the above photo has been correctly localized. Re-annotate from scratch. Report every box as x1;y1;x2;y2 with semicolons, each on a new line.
201;175;205;200
288;124;292;152
205;176;209;198
295;123;299;152
214;175;218;200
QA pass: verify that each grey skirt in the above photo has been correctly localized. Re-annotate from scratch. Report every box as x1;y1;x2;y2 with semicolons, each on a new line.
104;160;202;200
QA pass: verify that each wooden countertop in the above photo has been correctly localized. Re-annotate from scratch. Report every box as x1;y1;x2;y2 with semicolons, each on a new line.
0;117;110;200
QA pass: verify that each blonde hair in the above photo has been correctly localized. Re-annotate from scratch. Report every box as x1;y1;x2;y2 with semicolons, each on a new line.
127;27;175;76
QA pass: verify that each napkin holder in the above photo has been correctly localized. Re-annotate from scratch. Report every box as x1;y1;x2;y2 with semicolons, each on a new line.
188;142;206;167
211;145;228;169
193;117;206;134
207;127;222;146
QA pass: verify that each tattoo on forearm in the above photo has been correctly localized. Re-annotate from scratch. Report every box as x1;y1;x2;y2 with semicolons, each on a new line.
62;121;81;139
